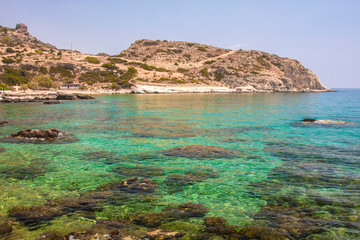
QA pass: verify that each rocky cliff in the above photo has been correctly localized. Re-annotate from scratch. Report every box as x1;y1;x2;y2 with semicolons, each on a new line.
0;23;331;93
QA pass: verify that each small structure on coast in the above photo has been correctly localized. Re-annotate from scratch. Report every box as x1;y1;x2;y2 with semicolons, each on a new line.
60;84;80;89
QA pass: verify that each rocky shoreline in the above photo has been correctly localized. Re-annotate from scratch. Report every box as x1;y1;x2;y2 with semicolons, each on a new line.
0;85;334;103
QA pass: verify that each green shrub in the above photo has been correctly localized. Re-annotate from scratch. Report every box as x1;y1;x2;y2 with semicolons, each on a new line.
252;65;262;72
49;66;75;78
79;72;100;85
16;58;22;63
155;49;167;53
120;67;137;81
214;70;225;81
35;49;43;54
57;51;62;56
204;60;215;64
6;48;15;53
111;83;120;90
85;56;100;64
27;81;39;90
2;37;10;43
187;43;195;47
197;46;207;52
2;27;8;33
155;67;169;72
140;63;155;71
256;56;270;67
2;57;15;64
143;40;160;46
107;57;127;64
183;54;191;59
101;63;118;70
200;68;209;77
26;52;35;56
39;66;48;74
0;67;31;86
177;68;188;73
32;74;55;89
0;83;11;90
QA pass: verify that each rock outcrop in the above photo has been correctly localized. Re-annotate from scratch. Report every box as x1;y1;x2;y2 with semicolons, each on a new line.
0;23;331;93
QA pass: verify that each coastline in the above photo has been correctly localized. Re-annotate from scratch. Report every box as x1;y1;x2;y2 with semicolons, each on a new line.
0;85;335;102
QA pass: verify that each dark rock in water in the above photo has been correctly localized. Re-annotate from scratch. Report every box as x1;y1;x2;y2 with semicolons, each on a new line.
145;229;185;240
0;221;13;238
83;151;122;164
112;166;165;178
56;94;77;100
203;217;238;236
301;118;316;123
0;158;55;180
12;128;61;139
165;169;219;193
43;101;61;105
161;145;239;159
76;94;94;99
8;205;63;228
36;231;64;240
0;128;77;144
163;202;209;220
132;212;166;227
0;121;8;126
100;177;157;194
0;146;5;153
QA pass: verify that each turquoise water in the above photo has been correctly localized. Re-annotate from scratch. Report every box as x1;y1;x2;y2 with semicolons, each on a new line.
0;90;359;239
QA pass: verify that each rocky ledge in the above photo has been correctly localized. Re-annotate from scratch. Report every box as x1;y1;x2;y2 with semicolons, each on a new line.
0;92;94;103
0;128;78;144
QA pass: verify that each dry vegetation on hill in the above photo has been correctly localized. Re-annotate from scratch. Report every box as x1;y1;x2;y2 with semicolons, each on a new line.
0;24;329;93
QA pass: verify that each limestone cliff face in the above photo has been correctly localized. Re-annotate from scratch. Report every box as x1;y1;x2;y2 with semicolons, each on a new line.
121;40;329;92
0;24;330;92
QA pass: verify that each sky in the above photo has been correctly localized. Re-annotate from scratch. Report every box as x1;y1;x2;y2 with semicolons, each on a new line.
0;0;359;88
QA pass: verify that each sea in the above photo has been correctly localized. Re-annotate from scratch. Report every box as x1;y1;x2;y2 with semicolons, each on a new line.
0;89;359;239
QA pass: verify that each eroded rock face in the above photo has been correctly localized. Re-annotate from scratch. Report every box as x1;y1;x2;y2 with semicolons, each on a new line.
15;23;28;33
0;129;77;144
161;145;239;159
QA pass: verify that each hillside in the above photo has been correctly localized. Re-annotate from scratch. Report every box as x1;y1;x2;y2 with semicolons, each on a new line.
0;23;331;93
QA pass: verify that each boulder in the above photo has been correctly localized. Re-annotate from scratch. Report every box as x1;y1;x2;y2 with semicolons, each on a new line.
43;101;61;105
11;128;61;139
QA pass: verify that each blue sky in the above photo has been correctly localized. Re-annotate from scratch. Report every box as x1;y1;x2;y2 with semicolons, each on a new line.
1;0;359;88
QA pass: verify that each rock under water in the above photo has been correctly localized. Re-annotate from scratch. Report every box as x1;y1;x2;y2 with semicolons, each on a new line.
161;145;240;159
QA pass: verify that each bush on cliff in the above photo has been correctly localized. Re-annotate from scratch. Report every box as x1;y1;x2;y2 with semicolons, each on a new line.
120;67;137;81
0;67;31;86
85;56;100;64
31;75;56;89
49;66;75;78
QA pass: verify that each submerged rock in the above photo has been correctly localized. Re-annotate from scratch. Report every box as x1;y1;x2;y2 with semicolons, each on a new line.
161;145;239;159
163;202;209;220
0;221;13;238
36;231;64;240
8;205;63;228
0;128;77;144
132;212;166;228
100;177;158;194
0;158;55;180
145;229;185;240
165;169;219;193
43;101;61;105
83;151;122;164
0;121;8;126
112;166;165;178
0;146;5;153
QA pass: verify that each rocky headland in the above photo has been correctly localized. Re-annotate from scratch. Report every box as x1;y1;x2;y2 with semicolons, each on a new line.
0;23;332;98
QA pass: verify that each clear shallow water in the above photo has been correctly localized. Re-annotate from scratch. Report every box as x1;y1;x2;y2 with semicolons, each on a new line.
0;90;359;239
